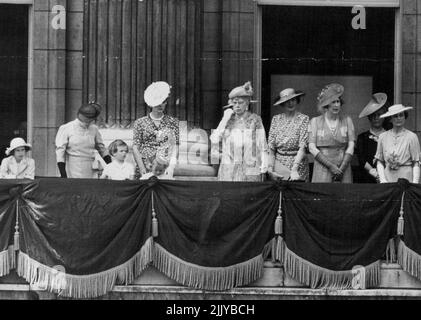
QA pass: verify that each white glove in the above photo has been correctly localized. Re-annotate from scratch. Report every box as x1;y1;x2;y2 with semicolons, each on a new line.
290;170;301;181
368;168;378;179
222;108;234;121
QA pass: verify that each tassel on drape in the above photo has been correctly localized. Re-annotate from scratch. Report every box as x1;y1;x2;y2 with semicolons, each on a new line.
284;247;381;289
269;191;285;264
153;243;264;291
14;199;19;251
274;191;283;235
17;237;154;299
397;192;405;236
151;191;158;238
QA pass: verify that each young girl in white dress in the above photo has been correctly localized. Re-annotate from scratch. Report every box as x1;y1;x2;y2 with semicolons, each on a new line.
0;138;35;179
101;140;135;180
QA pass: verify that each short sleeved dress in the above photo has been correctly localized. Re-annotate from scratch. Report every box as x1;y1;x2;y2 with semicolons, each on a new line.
374;128;420;182
132;114;179;178
268;112;310;181
309;115;355;183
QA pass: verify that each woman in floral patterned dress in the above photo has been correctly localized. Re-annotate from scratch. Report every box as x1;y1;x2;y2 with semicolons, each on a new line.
211;82;268;182
375;104;420;183
133;82;179;179
268;88;309;181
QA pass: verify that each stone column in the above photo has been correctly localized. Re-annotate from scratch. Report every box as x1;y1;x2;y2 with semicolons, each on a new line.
32;0;67;176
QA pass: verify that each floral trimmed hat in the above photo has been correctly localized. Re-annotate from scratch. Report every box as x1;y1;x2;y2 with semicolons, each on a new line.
317;83;344;113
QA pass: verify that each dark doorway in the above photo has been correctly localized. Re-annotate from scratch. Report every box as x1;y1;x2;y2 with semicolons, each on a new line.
0;4;28;161
261;6;395;133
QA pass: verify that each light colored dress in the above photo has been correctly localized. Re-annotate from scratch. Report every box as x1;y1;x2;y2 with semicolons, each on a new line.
0;156;35;179
55;119;107;178
215;111;268;182
309;114;355;183
132;114;179;178
268;112;310;181
139;172;171;180
374;128;420;182
101;161;135;180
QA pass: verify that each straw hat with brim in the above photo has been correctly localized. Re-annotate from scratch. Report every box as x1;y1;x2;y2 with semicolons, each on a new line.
380;104;413;118
317;83;344;112
6;138;31;156
359;93;388;119
144;81;171;107
274;88;305;106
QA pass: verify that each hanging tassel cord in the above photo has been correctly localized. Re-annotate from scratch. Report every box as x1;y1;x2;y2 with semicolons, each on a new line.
397;191;406;236
151;191;158;238
274;191;283;236
14;198;20;252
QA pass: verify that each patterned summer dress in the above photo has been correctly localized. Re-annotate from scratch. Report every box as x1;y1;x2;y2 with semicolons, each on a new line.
268;112;310;181
132;114;179;178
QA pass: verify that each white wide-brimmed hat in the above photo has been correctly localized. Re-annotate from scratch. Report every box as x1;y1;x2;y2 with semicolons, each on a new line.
274;88;305;106
6;137;31;156
144;81;171;107
359;93;387;118
380;104;413;118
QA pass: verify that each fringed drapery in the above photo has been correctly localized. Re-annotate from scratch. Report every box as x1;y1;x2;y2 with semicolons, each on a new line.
0;179;420;298
17;237;153;299
284;247;381;289
153;243;263;291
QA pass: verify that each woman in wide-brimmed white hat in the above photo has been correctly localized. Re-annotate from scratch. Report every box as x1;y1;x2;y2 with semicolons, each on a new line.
267;88;309;181
0;137;35;179
132;81;179;179
308;83;356;183
355;93;389;183
211;81;268;182
374;104;420;183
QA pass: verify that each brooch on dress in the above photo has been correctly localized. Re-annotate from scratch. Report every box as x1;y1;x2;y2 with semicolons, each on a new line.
386;152;400;170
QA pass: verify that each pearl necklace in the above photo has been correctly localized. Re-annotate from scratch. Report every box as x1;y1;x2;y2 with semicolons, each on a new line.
150;113;164;121
325;116;338;134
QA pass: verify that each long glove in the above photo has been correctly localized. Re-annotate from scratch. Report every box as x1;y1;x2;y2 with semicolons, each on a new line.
210;108;234;144
315;152;342;177
334;153;353;181
57;162;67;178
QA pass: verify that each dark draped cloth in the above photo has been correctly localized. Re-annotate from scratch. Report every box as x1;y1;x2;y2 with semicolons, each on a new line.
398;183;421;281
282;182;402;288
0;181;22;277
152;180;279;290
0;178;416;297
18;178;153;298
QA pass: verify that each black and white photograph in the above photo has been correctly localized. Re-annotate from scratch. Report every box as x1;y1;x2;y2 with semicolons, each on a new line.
0;0;421;306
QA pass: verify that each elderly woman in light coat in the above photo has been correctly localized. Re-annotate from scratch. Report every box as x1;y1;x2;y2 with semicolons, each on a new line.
211;82;268;181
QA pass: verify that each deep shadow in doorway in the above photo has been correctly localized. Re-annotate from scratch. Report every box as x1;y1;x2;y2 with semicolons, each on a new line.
0;4;29;162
